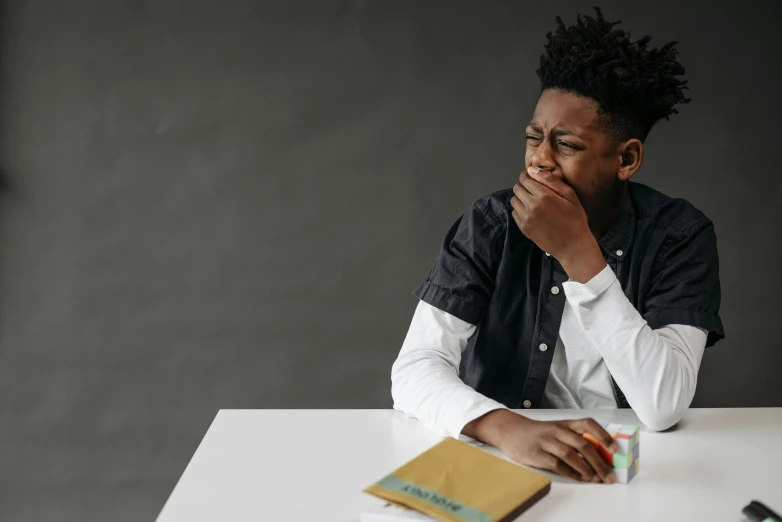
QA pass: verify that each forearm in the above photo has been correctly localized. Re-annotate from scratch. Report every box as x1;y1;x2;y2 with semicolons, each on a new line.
391;302;508;439
392;354;507;439
563;267;706;431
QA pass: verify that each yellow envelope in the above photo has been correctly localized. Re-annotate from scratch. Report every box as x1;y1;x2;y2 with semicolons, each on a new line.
364;438;551;522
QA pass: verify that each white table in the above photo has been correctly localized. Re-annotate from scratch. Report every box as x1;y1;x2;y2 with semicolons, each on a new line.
156;408;782;522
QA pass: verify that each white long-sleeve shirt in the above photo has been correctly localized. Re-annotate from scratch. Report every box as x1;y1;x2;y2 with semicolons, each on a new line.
391;264;707;439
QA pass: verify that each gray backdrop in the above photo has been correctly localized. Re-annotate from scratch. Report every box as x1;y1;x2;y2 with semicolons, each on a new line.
0;0;780;520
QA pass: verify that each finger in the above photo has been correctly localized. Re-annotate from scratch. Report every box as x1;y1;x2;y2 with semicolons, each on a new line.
555;427;615;483
526;168;577;202
541;438;595;482
513;181;533;201
567;418;620;453
535;453;583;482
517;172;544;197
510;195;526;216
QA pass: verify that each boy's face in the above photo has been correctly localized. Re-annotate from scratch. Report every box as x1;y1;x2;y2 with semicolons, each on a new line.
525;89;627;215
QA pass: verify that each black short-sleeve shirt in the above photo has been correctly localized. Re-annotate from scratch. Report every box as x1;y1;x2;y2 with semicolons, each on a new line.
414;181;724;409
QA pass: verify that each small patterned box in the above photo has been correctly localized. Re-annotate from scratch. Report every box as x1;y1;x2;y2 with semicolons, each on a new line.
584;424;640;484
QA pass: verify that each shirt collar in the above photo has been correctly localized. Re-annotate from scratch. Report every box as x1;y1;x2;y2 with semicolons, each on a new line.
598;191;636;260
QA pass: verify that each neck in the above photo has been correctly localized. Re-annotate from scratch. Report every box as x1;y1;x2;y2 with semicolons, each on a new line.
587;181;628;241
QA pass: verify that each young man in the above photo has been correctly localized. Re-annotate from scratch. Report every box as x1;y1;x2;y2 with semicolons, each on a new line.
391;8;724;484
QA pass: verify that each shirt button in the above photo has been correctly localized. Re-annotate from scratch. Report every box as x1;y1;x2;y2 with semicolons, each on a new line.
616;249;624;257
523;400;532;408
545;252;551;257
539;343;548;352
551;286;560;295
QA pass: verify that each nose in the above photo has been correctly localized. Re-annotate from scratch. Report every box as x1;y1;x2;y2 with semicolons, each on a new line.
528;138;556;172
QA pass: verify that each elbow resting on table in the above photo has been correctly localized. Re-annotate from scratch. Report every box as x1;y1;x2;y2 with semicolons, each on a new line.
638;410;683;432
632;335;701;432
636;393;693;431
390;349;459;418
634;379;693;431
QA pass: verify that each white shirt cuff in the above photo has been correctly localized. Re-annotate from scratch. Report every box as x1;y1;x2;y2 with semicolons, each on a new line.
562;264;616;301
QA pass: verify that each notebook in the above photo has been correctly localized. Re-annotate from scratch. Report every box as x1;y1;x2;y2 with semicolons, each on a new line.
363;438;551;522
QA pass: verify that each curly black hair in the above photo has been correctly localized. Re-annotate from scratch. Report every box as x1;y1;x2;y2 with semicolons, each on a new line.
536;7;690;142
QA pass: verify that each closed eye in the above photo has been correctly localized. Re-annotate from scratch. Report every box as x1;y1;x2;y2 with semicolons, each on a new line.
525;135;542;142
558;141;581;150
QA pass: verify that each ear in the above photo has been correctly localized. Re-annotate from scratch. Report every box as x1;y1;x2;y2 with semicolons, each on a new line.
617;139;643;181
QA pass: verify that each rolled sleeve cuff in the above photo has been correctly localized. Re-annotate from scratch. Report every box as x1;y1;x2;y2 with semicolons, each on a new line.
413;280;484;325
644;308;725;347
562;264;616;302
